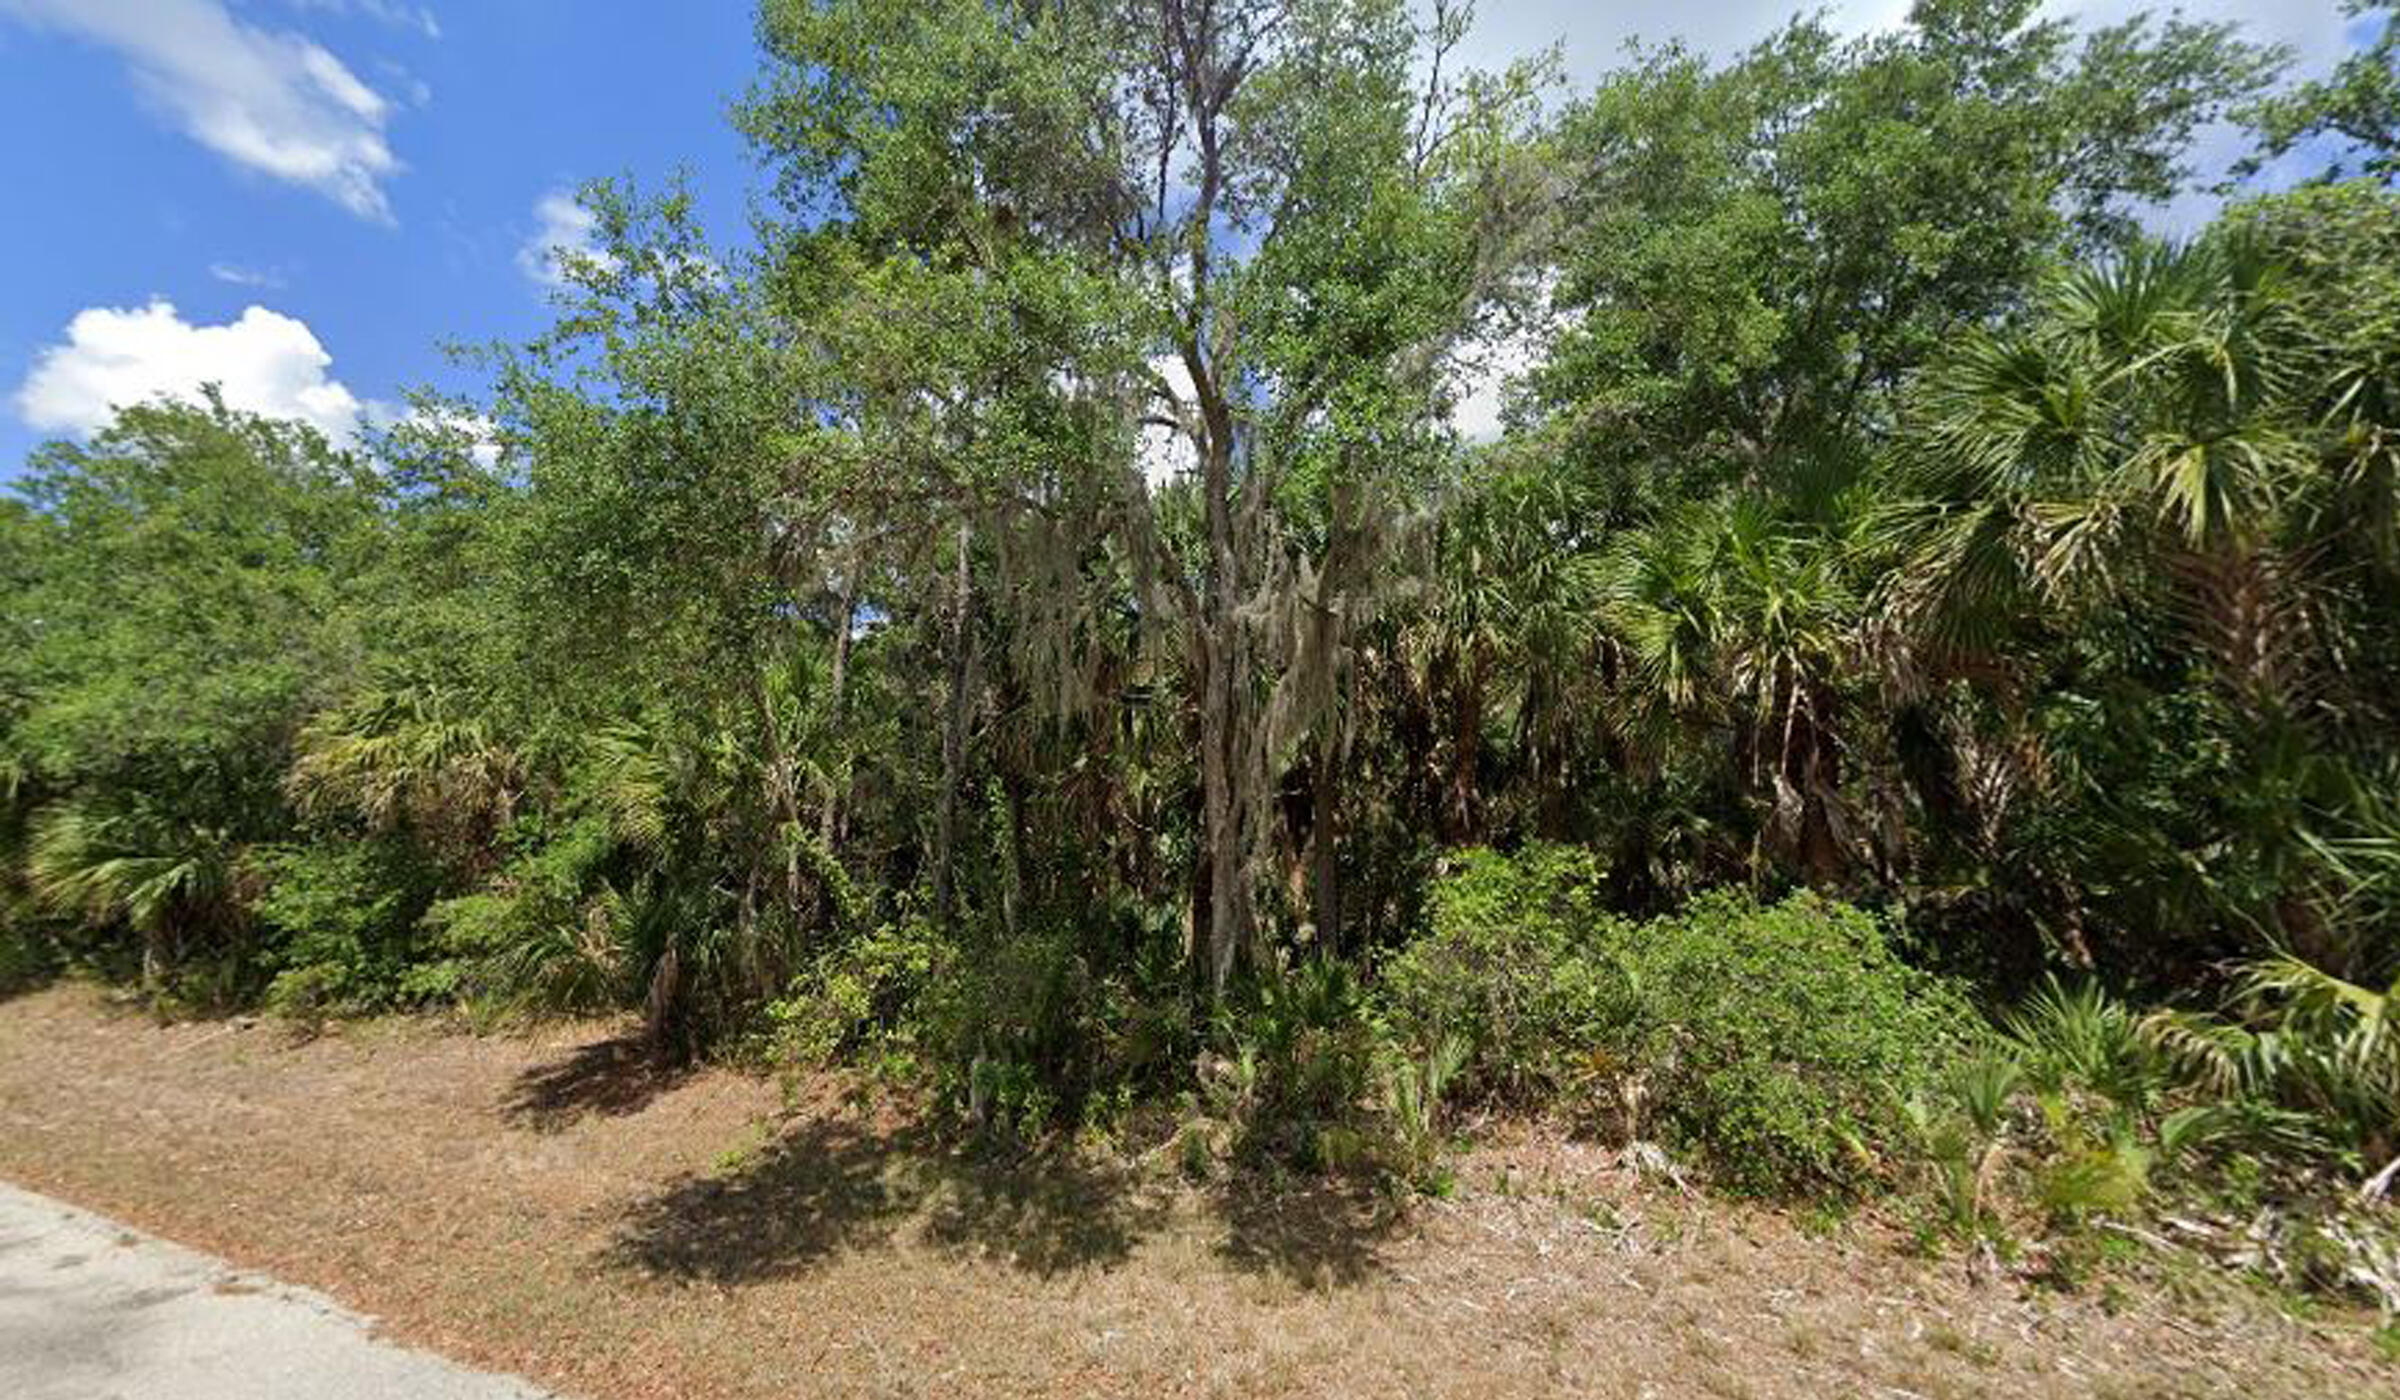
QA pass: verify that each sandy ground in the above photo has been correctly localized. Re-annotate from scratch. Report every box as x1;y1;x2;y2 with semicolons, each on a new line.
0;982;2383;1399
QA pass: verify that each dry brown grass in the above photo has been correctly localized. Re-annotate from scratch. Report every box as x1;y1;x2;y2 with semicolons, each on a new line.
0;982;2382;1399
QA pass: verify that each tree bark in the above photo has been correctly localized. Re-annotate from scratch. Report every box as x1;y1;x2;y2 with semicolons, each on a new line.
1310;718;1342;952
1445;647;1485;844
819;581;856;850
755;676;809;927
933;520;973;928
1196;430;1252;999
140;922;169;997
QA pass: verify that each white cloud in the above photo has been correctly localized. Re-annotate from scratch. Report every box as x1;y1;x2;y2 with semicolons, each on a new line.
207;261;287;289
2053;2;2347;74
515;189;612;290
283;1;442;41
1138;354;1199;489
451;414;502;471
1447;323;1538;444
1432;2;2351;240
1435;0;1904;79
375;59;434;109
14;299;363;442
1433;1;2343;80
0;0;403;221
389;406;502;470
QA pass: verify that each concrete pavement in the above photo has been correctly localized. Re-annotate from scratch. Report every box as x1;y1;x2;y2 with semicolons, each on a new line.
0;1180;557;1399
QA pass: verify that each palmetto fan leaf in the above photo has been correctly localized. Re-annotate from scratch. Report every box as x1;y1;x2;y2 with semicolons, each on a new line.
288;683;522;852
2144;953;2400;1174
26;802;240;931
25;798;250;988
2133;420;2310;547
1910;328;2101;502
1600;506;1726;715
1714;501;1856;718
2236;955;2394;1063
582;722;677;855
1902;225;2353;707
1915;236;2310;564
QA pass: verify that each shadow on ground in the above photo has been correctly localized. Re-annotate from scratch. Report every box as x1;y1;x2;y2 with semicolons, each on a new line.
501;1036;694;1133
603;1115;1170;1282
1212;1173;1399;1288
603;1110;1403;1290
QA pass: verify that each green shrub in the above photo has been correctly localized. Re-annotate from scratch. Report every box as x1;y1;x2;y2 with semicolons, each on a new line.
2005;976;2167;1113
1216;954;1381;1170
0;920;56;996
254;838;447;1016
1601;889;1985;1198
1377;844;1625;1104
767;912;943;1072
419;814;626;1016
1382;1031;1471;1191
1383;851;1984;1198
757;883;1207;1144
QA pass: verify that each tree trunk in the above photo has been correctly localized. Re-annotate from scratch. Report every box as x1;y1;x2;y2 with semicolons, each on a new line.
1445;648;1484;843
819;582;856;850
755;678;809;927
1199;657;1244;996
933;520;973;928
644;941;683;1063
1197;438;1251;999
140;921;169;997
1310;719;1342;952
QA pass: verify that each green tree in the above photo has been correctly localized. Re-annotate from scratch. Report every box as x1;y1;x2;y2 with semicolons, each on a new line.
1526;0;2278;520
2;394;382;993
741;0;1550;992
1901;184;2400;976
2241;2;2400;184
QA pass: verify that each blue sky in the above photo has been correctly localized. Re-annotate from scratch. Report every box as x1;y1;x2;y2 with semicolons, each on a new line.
0;1;759;474
0;1;2360;476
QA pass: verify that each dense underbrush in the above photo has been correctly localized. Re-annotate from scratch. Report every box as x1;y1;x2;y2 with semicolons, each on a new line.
9;833;2396;1328
734;845;2398;1324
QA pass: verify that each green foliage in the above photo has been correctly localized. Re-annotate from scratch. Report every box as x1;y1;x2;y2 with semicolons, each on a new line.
0;921;55;998
2145;955;2400;1175
253;838;448;1016
24;794;256;997
1383;1031;1471;1191
1533;0;2277;516
1900;970;2391;1313
2006;978;2167;1113
1387;850;1982;1197
4;2;2398;1287
422;814;628;1018
1901;1050;2024;1232
925;912;1194;1141
767;913;943;1072
1894;182;2400;978
1598;890;1985;1198
1376;845;1621;1104
2240;3;2400;184
1987;979;2207;1223
4;398;377;784
1216;955;1381;1169
0;397;385;1000
287;683;521;864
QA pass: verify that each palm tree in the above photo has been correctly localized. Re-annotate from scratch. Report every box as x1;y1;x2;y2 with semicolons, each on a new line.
286;681;522;868
1905;236;2311;641
25;797;249;993
1410;469;1607;843
1899;229;2392;967
2146;953;2400;1194
1603;496;1869;881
